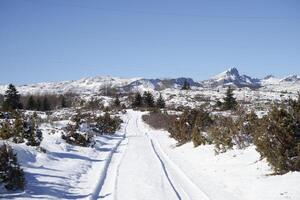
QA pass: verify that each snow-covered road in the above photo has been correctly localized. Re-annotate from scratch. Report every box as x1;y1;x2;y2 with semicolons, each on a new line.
96;110;210;200
2;110;299;200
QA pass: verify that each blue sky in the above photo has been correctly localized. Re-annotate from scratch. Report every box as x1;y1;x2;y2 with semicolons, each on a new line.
0;0;300;84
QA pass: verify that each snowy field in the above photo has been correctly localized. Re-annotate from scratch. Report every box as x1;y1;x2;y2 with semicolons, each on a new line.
1;110;300;200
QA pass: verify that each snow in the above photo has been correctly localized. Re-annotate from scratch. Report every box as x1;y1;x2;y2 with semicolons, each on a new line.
1;111;300;200
0;68;299;99
141;113;300;200
0;115;128;199
0;76;142;95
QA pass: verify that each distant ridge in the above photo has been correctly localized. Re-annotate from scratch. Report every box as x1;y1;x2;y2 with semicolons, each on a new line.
0;68;299;95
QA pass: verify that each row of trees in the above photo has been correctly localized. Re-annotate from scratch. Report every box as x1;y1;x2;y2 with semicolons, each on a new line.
1;84;72;112
24;95;69;111
131;92;165;108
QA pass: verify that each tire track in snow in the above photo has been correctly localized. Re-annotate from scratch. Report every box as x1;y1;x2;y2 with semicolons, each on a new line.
135;117;186;200
90;117;130;200
113;121;131;200
148;133;211;200
95;111;211;200
148;136;183;200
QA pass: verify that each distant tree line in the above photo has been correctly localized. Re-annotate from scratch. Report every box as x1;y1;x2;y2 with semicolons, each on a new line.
0;84;74;112
131;91;165;109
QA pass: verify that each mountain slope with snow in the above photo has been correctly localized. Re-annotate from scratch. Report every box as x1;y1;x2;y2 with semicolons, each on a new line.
201;67;261;88
0;68;299;95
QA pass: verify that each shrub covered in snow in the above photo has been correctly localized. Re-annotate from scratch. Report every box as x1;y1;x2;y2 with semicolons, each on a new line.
62;127;93;147
95;112;122;134
24;120;43;146
62;112;94;147
0;144;25;191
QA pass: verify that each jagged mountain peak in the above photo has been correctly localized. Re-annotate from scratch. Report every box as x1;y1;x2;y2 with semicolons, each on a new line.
204;67;260;88
213;67;240;80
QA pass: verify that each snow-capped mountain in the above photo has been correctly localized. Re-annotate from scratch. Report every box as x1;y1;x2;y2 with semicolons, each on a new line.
0;76;142;95
0;68;299;95
280;75;300;83
0;76;200;95
201;67;261;88
122;78;201;92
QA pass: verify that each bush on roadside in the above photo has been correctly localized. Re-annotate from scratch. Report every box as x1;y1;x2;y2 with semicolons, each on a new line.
95;112;122;134
208;116;235;153
142;111;176;130
168;109;200;145
192;109;214;147
253;105;300;174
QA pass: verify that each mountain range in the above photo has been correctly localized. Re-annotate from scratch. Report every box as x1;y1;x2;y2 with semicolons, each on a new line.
0;68;299;95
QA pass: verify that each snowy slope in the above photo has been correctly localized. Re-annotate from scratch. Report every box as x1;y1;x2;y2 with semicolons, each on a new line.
0;114;129;199
0;68;299;100
0;77;200;95
0;76;142;95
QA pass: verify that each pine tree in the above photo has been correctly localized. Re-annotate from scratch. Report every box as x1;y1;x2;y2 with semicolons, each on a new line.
114;96;121;107
181;79;191;90
42;96;51;111
24;118;43;146
143;91;155;107
26;96;36;110
132;92;143;108
61;96;67;108
156;93;166;108
0;144;25;191
223;86;237;110
12;113;25;143
2;84;22;111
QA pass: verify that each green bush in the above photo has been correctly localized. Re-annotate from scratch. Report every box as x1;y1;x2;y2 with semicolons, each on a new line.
0;144;25;191
23;118;43;146
0;121;13;140
192;109;214;147
169;109;205;145
253;106;300;174
95;112;122;134
142;111;176;130
209;116;235;153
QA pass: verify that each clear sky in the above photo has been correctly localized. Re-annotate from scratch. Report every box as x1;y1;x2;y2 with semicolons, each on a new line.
1;0;300;84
